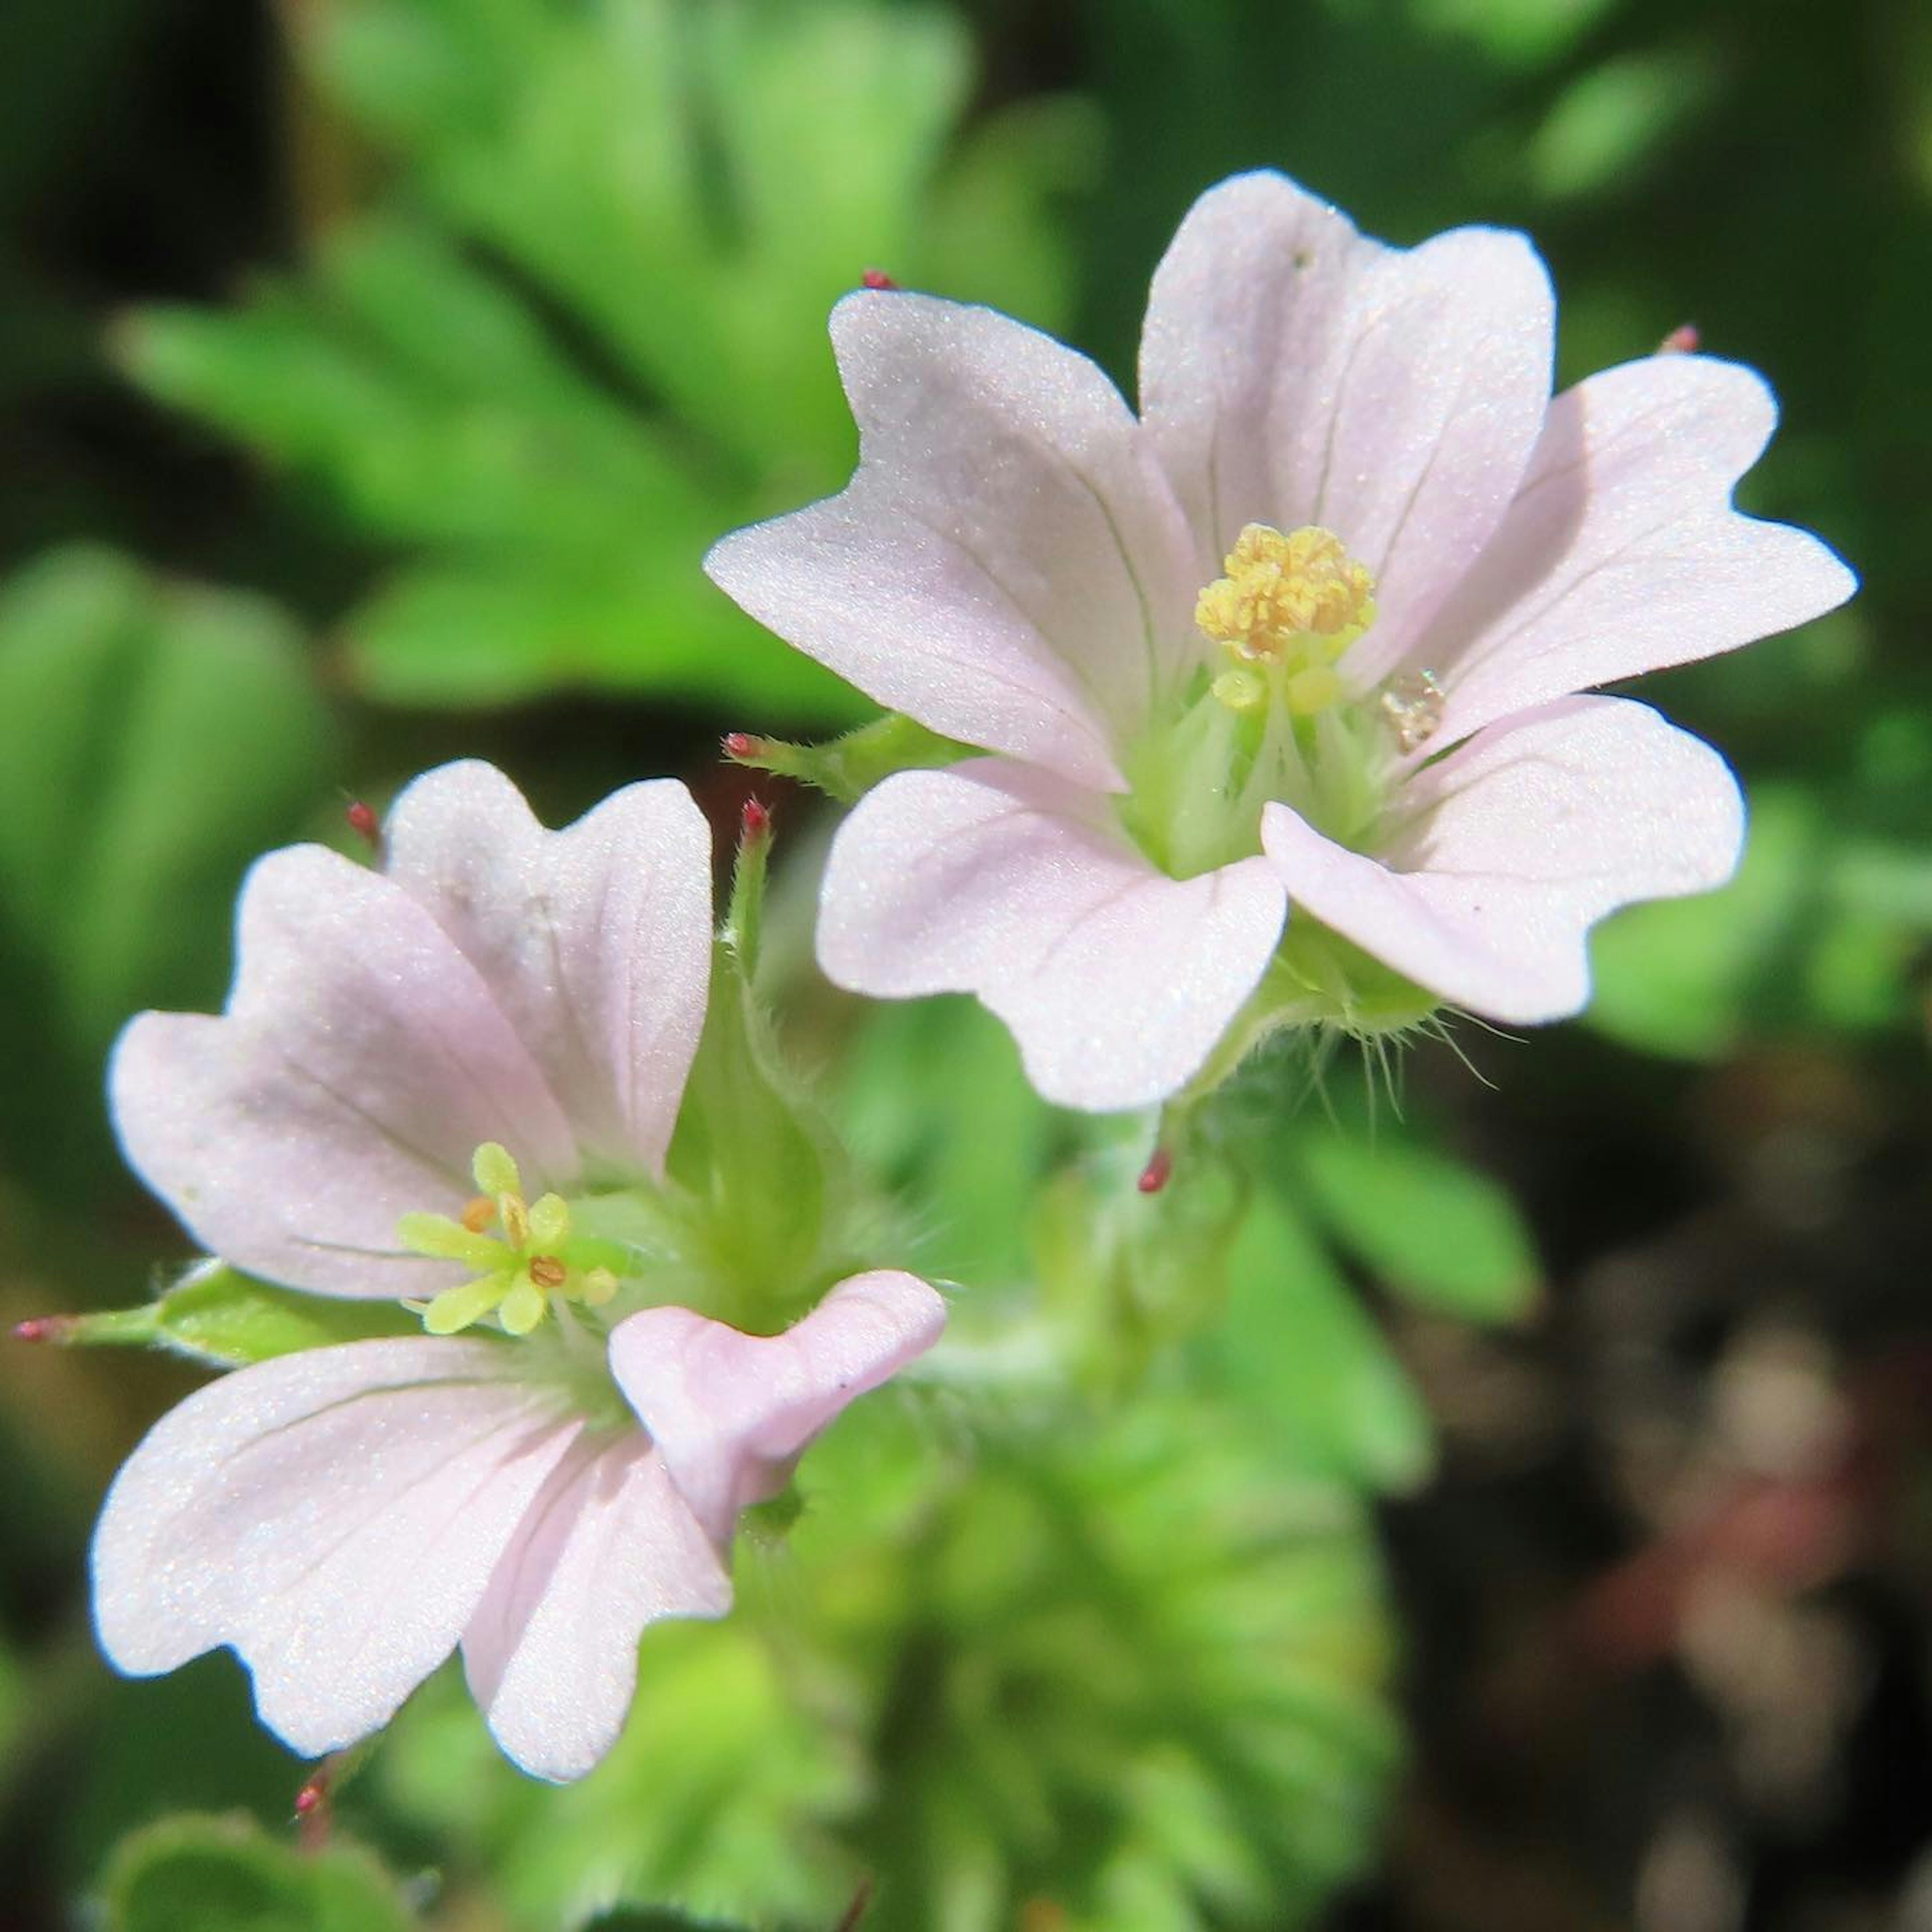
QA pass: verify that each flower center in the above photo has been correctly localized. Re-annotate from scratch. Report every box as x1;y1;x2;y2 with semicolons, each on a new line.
1120;522;1413;880
1193;523;1377;719
398;1142;618;1336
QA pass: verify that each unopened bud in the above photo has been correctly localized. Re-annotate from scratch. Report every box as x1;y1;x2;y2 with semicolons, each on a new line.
1137;1147;1173;1195
722;732;768;764
344;798;381;851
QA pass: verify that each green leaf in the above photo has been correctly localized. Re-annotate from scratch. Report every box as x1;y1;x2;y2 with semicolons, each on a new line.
50;1262;419;1369
1292;1125;1541;1325
806;1398;1403;1929
98;1812;415;1932
1528;46;1720;202
120;0;1087;715
1212;1192;1436;1492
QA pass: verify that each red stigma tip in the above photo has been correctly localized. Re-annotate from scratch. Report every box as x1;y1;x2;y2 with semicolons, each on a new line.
293;1785;323;1816
1137;1148;1173;1195
1659;322;1701;355
12;1316;71;1343
722;732;765;762
861;268;899;291
344;798;380;849
741;797;773;838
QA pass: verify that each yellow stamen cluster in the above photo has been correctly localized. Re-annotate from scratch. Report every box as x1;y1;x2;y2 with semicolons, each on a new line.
399;1142;617;1336
1194;523;1377;716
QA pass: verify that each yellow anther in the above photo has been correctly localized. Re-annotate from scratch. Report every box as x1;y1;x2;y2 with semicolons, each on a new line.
527;1254;569;1291
1195;524;1376;657
1196;525;1377;717
460;1195;495;1234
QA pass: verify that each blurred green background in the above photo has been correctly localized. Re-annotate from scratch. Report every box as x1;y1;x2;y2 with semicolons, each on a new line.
2;1;1929;1928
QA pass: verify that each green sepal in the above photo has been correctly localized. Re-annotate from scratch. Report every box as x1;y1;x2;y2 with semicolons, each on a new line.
42;1261;419;1370
725;712;973;804
97;1811;416;1932
665;825;868;1331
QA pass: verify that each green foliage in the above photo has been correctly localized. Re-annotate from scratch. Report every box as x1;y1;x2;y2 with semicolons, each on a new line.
818;1400;1400;1931
119;0;1098;715
839;995;1061;1291
97;1813;415;1932
0;546;334;1200
1210;1192;1437;1493
580;1914;765;1932
1590;782;1932;1060
1291;1119;1541;1324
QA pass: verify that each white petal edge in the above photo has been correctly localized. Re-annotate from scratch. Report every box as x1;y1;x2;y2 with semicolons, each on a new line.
817;760;1287;1112
1260;695;1744;1023
461;1432;730;1783
380;763;713;1180
609;1271;947;1549
92;1338;580;1759
1420;355;1858;746
110;846;578;1299
1139;170;1556;678
707;291;1202;789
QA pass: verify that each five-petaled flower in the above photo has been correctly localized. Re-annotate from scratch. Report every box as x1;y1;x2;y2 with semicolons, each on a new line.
707;170;1857;1112
93;762;944;1782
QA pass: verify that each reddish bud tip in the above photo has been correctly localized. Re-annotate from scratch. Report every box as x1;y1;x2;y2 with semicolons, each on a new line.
741;797;773;840
861;268;899;291
344;798;380;849
1659;322;1701;355
293;1761;336;1847
12;1316;67;1343
722;732;767;763
1137;1148;1173;1195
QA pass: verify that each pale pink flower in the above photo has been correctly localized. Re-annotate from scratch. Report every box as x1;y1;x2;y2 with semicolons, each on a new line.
94;762;944;1781
707;171;1856;1111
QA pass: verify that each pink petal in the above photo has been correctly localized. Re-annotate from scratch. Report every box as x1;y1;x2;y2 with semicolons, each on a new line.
817;760;1287;1111
1260;695;1743;1023
111;847;577;1299
1139;170;1556;681
92;1338;581;1759
1415;355;1858;745
609;1270;946;1549
705;293;1200;789
380;764;711;1180
461;1433;730;1783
